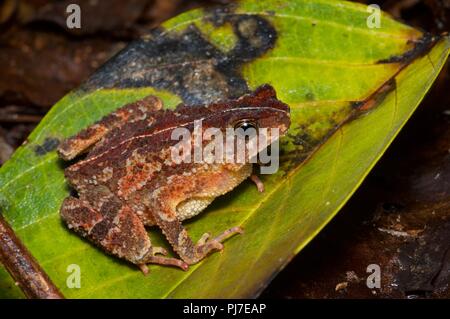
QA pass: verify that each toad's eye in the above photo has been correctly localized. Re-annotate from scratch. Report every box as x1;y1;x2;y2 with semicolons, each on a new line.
234;119;258;138
234;119;258;132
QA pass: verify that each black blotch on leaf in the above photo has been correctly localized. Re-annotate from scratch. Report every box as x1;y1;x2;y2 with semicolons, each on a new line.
290;132;316;148
84;5;277;105
352;78;397;112
34;137;60;156
305;92;315;101
350;101;365;109
377;33;438;64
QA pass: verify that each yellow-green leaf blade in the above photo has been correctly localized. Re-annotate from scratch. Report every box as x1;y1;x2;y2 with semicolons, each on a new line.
0;0;448;298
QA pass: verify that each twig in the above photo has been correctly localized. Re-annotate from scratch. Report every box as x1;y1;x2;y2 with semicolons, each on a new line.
0;212;64;299
0;114;43;123
0;105;44;123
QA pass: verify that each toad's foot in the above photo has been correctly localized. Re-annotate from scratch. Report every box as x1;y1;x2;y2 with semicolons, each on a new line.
192;227;244;264
152;203;243;266
250;174;264;193
139;247;188;275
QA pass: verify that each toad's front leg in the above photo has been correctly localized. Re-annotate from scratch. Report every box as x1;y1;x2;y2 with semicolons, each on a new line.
150;201;242;265
60;196;187;274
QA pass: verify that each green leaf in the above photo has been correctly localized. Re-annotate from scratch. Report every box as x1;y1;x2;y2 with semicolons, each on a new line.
0;0;449;298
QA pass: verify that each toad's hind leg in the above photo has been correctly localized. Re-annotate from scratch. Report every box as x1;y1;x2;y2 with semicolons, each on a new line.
57;95;162;160
60;196;187;274
150;166;249;265
151;204;243;265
